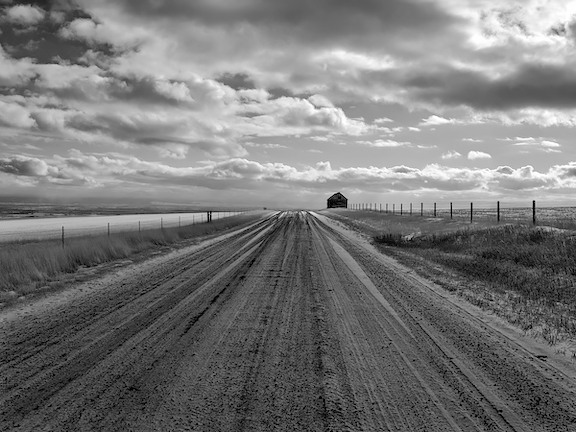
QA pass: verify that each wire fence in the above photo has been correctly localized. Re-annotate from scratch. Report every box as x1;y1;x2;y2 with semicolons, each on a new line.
0;210;248;244
347;201;576;227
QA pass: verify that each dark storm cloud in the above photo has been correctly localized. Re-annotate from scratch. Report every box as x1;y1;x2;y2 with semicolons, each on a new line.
0;156;49;176
48;74;195;106
111;0;462;48
400;62;576;110
215;73;256;91
0;1;109;64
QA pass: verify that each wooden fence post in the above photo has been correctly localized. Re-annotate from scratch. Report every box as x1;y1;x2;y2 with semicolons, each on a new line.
386;204;388;213
421;203;423;216
62;226;65;249
533;200;536;225
450;202;453;219
497;201;500;223
107;223;110;237
410;203;412;216
400;203;403;216
139;221;141;233
470;202;473;223
434;203;437;217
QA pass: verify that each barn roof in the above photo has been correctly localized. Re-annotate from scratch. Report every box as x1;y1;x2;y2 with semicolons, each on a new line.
328;192;347;200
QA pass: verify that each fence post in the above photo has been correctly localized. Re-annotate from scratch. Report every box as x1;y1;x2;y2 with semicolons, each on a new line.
139;221;141;233
410;203;412;216
450;202;453;219
161;218;163;230
386;203;388;213
533;200;536;225
401;203;403;216
62;226;65;249
179;216;181;228
108;223;110;237
497;201;500;223
470;202;473;223
421;203;423;217
380;203;382;212
393;204;395;215
434;203;437;217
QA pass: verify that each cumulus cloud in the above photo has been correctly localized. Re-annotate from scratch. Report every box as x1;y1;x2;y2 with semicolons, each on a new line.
309;135;330;142
3;150;574;198
419;115;457;126
373;117;394;124
514;138;560;148
308;94;334;108
4;5;45;26
0;99;37;129
441;151;461;159
236;96;380;136
356;139;410;147
3;0;576;204
0;156;51;177
512;138;561;152
468;151;492;160
59;17;148;51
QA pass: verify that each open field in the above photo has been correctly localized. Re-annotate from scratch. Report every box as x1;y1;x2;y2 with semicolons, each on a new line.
0;212;267;307
0;211;245;243
334;206;576;234
323;208;576;354
1;211;575;431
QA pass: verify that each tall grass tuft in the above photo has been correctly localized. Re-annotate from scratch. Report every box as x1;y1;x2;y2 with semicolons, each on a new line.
0;214;259;304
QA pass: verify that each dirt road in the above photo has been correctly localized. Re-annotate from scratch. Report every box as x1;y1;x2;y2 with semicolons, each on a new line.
2;211;575;431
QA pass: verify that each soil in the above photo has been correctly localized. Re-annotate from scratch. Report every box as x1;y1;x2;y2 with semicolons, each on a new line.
1;211;575;431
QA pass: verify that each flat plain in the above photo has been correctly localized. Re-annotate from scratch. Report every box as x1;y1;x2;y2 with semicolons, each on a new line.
1;211;575;431
0;211;239;243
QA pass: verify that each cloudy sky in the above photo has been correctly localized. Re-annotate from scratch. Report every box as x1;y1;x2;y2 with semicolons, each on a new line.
2;0;576;208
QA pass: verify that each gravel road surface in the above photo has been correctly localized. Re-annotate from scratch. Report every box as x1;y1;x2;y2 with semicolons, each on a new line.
1;211;575;431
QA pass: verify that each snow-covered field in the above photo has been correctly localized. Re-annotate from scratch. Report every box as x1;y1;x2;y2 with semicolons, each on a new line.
0;211;240;243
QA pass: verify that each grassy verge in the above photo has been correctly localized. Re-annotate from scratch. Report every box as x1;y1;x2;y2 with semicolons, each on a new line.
0;212;265;306
323;209;576;355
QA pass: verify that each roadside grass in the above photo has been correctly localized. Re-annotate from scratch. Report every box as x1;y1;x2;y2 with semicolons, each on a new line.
0;212;264;306
324;209;576;353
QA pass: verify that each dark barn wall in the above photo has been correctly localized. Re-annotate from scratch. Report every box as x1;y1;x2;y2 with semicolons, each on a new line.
327;193;348;208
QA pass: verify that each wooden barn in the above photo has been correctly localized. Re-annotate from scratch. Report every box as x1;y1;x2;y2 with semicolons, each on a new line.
327;192;348;209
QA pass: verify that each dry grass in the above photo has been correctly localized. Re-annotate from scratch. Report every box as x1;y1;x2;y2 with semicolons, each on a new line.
0;213;262;305
324;209;576;352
